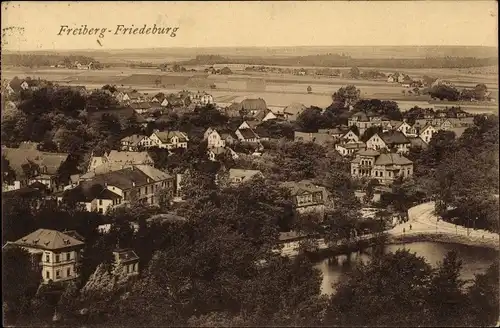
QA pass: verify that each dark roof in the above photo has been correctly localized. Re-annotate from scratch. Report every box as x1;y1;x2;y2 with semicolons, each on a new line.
240;98;267;111
2;187;42;199
62;181;121;203
82;167;151;191
238;128;259;140
379;131;410;145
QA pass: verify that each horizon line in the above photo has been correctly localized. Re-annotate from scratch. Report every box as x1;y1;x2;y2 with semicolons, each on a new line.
3;44;498;53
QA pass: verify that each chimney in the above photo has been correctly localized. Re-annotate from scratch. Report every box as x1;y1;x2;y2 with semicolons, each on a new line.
132;181;136;187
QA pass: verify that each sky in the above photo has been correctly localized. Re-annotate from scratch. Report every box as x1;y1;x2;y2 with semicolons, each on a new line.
1;1;498;51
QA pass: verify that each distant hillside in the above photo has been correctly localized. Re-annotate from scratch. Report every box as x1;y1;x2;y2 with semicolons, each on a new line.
2;53;98;68
176;54;497;69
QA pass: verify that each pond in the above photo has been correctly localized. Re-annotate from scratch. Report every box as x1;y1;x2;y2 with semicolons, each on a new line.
315;241;499;295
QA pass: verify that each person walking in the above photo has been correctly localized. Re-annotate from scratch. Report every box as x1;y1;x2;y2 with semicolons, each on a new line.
410;224;412;230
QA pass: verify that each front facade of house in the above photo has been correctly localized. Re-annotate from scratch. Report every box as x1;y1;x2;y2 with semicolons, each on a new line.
350;150;413;185
341;130;360;143
113;249;139;277
11;229;85;284
120;135;147;151
147;131;189;149
419;125;437;144
366;132;411;154
205;129;226;148
282;181;328;219
335;142;366;157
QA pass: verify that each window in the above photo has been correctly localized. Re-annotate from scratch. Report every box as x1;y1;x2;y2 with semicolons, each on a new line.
67;268;71;276
45;253;50;263
46;271;50;279
56;254;60;263
56;270;60;278
66;253;71;261
99;199;103;205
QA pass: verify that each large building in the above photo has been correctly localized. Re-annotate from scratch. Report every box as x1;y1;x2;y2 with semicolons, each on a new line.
366;131;411;154
350;149;413;185
8;229;85;284
281;180;329;219
59;165;175;213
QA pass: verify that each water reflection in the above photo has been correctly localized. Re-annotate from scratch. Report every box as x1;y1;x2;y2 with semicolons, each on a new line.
315;241;499;295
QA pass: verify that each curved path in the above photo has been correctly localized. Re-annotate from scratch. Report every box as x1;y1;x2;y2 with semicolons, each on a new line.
387;202;499;249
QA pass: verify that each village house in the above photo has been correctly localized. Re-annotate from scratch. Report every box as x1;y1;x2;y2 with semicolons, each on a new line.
122;91;145;104
347;111;389;136
228;168;264;185
86;150;154;177
61;165;175;211
190;92;214;106
419;124;438;144
112;249;140;277
145;130;189;149
7;229;85;284
341;129;360;143
120;135;148;152
2;147;69;192
335;141;366;157
130;102;152;115
204;128;226;148
350;149;413;185
235;123;260;143
207;146;239;162
254;109;278;122
283;102;307;122
318;126;350;140
281;180;329;219
366;131;411;154
57;183;123;214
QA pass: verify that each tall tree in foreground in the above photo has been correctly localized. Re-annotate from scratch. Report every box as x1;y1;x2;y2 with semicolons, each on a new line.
325;249;433;327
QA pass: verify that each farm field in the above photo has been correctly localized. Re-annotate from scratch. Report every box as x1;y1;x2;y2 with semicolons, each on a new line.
2;66;498;114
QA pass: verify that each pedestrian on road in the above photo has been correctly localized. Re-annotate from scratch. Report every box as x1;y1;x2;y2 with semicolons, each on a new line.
403;228;406;234
410;224;412;230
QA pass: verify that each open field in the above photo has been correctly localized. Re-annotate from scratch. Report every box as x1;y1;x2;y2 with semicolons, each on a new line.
2;66;498;114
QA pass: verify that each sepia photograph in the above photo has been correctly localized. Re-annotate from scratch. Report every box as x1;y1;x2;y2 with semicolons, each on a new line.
1;1;499;326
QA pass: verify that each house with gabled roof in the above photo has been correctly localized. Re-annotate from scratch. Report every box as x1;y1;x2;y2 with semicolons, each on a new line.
419;124;438;144
283;102;306;122
350;149;413;185
71;165;174;208
207;146;239;162
235;126;260;143
146;130;189;149
130;102;152;115
228;168;264;185
120;134;148;152
8;229;85;284
366;131;411;154
335;141;366;157
204;128;226;149
112;249;139;277
281;180;329;219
